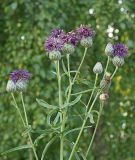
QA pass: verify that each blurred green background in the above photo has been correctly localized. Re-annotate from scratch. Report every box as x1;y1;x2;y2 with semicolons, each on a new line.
0;0;135;159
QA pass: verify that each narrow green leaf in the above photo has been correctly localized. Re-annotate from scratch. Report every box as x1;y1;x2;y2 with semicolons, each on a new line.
69;94;82;106
53;112;60;125
22;125;32;136
63;94;82;108
36;99;57;109
1;145;32;155
62;59;68;75
64;125;92;136
88;113;95;124
41;136;57;160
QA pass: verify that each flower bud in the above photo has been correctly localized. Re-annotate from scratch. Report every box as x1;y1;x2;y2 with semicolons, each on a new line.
6;80;16;92
112;56;124;67
93;62;103;74
105;43;114;56
99;93;109;101
100;80;111;92
49;51;61;61
100;72;111;92
80;37;93;48
63;43;75;54
16;80;28;92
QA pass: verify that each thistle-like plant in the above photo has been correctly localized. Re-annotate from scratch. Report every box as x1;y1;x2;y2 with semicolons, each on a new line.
4;25;128;160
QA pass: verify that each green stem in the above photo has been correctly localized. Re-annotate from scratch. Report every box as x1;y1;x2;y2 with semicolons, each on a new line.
20;92;39;160
85;101;104;158
56;61;64;160
68;92;100;160
11;93;26;127
86;74;98;111
111;66;118;79
71;89;93;96
72;48;88;84
66;47;88;103
103;56;110;78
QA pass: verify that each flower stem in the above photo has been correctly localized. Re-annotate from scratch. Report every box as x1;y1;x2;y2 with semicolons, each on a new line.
56;61;64;160
72;47;88;84
86;74;98;111
66;47;88;103
68;92;100;160
85;101;104;158
20;92;39;160
103;56;110;77
11;93;25;127
111;66;118;79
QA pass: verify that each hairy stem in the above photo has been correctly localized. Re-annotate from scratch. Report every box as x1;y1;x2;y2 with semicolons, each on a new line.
103;56;110;77
85;101;104;158
56;61;64;160
72;47;88;84
11;93;26;127
68;92;100;160
86;74;98;111
111;66;118;79
20;92;39;160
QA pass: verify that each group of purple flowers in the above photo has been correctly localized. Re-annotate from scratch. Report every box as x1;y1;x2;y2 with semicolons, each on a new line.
44;25;95;60
6;25;128;93
105;42;128;67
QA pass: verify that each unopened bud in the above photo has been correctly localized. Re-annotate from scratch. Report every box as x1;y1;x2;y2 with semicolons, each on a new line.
105;43;114;56
99;93;109;101
93;62;103;74
80;37;93;48
100;72;111;92
49;51;61;61
112;56;125;67
100;79;111;92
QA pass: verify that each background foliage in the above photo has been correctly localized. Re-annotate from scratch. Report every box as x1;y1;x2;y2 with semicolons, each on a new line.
0;0;135;159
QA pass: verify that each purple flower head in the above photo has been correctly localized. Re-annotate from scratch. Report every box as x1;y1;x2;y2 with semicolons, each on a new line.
76;25;95;39
45;36;64;52
113;43;128;58
62;31;78;46
51;29;64;38
10;70;30;83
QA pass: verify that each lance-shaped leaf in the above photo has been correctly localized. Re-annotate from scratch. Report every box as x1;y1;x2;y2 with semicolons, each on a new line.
88;113;95;124
62;59;68;75
1;145;32;155
36;99;58;109
63;94;82;108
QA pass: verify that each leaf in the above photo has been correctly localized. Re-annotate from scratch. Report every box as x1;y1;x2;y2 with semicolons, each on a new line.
64;125;92;136
34;129;59;145
22;125;32;136
1;145;32;155
88;113;95;124
41;136;57;160
36;99;57;109
62;59;68;75
53;112;60;125
63;94;82;108
46;109;61;129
